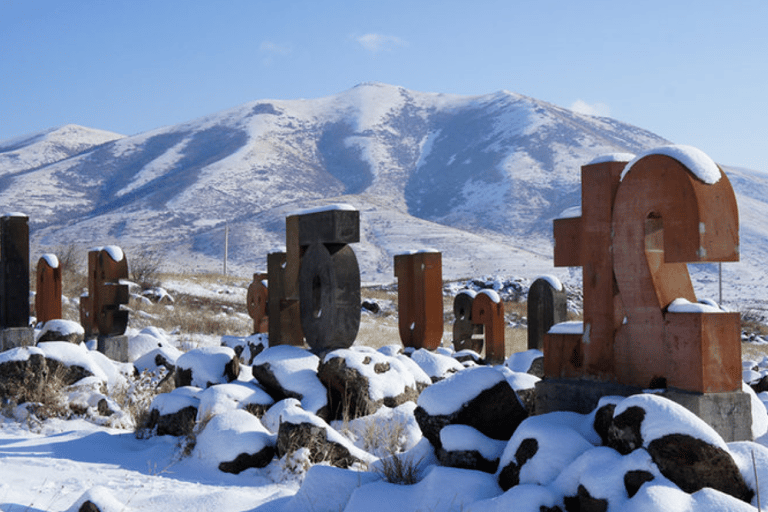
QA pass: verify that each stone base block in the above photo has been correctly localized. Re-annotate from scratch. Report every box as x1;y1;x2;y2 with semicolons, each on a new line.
1;327;34;351
535;378;752;442
97;335;129;363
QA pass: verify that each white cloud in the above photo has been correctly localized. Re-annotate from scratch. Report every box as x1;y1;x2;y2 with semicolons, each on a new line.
259;41;291;56
356;33;407;53
570;99;611;117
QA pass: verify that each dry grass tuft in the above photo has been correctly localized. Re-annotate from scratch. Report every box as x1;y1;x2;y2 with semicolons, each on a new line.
377;452;424;485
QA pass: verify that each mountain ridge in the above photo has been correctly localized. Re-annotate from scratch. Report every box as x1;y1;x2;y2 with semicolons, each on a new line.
1;83;767;311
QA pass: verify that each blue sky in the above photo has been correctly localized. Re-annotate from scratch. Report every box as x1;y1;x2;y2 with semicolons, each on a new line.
1;0;766;171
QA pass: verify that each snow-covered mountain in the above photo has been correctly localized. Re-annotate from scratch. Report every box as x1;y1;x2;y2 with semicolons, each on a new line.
2;83;767;306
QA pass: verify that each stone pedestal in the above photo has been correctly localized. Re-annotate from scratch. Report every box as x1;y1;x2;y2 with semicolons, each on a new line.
535;378;752;442
1;327;34;351
97;335;129;363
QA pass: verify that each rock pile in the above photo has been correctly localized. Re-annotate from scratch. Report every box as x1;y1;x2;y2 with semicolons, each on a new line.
1;336;764;511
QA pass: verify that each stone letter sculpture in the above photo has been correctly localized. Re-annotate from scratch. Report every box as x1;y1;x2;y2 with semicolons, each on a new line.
547;148;740;393
80;246;129;339
472;290;505;364
527;276;567;351
452;290;484;353
0;214;29;329
297;205;361;352
36;254;62;324
394;251;443;350
247;272;269;334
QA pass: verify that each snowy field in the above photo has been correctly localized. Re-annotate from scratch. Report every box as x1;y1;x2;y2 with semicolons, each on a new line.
2;274;768;512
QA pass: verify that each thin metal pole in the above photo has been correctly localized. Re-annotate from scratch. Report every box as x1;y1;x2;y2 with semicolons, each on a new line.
224;222;229;275
719;262;722;305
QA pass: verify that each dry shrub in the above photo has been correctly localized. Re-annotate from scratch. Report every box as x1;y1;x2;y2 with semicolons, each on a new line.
2;361;74;426
112;370;166;433
130;246;163;289
55;243;88;299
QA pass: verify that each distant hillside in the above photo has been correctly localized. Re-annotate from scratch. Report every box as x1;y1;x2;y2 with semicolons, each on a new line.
2;82;767;311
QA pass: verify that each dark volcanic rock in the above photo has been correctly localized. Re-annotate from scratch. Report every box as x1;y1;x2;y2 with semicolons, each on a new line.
415;375;528;450
497;437;539;491
604;405;645;455
218;445;276;474
145;405;198;437
647;433;753;503
624;470;655;498
436;447;499;474
563;484;608;512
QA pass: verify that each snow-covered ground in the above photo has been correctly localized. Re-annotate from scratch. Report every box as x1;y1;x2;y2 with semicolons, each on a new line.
2;275;768;512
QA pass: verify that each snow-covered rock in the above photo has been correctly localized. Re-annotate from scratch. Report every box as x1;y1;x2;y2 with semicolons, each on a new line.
221;333;268;364
196;381;274;422
193;409;276;473
35;319;84;344
251;345;328;418
406;347;464;382
174;346;239;388
146;386;201;436
415;366;529;452
127;326;176;362
274;398;374;469
318;347;421;420
598;394;753;503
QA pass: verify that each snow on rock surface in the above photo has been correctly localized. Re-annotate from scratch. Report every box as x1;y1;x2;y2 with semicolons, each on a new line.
440;424;507;461
498;367;539;392
251;345;327;415
613;394;727;449
127;327;176;362
504;349;543;373
407;347;464;382
35;319;84;342
552;446;661;510
221;333;268;364
175;345;239;388
69;485;127;512
0;345;44;364
196;381;273;421
742;382;768;439
133;345;183;373
499;413;595;487
271;398;374;465
323;347;418;402
193;409;275;469
417;366;506;416
622;144;721;184
150;386;201;416
36;341;109;382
